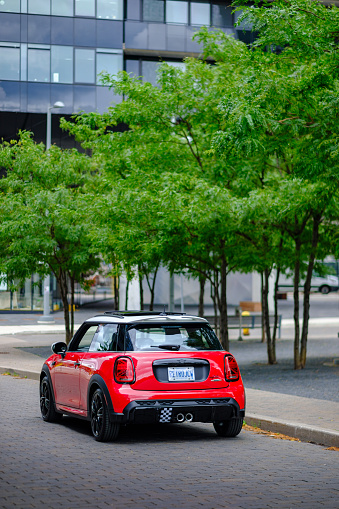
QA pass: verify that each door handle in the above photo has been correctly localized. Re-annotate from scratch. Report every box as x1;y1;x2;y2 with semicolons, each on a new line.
74;361;81;367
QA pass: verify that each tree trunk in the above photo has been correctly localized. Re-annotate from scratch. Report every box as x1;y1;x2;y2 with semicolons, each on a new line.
113;275;119;310
300;215;321;368
293;239;302;369
264;268;276;364
58;270;71;344
144;263;159;312
125;279;129;311
217;255;229;352
273;267;281;345
70;275;75;338
261;272;266;343
198;275;206;317
210;272;219;338
150;289;154;311
273;235;284;344
150;265;159;311
138;269;144;310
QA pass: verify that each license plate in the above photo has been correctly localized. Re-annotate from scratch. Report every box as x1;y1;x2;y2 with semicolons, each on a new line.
168;367;195;382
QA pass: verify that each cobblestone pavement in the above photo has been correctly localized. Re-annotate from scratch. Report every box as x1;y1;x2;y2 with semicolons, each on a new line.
0;375;338;509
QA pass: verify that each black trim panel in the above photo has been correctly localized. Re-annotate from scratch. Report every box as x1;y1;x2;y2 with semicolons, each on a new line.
108;397;243;424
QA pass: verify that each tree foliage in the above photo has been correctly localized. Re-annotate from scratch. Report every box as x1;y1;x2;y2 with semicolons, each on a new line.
0;132;101;343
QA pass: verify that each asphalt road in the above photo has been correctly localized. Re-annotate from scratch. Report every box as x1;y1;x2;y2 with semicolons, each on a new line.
0;375;338;509
230;338;339;403
276;292;339;319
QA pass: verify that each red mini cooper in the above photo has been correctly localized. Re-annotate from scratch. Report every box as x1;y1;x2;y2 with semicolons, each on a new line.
40;311;245;441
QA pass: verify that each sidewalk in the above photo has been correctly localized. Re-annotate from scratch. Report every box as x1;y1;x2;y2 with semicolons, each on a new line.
0;319;338;448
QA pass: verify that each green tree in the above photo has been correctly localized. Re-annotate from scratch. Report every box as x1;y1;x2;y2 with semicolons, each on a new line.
62;12;339;366
197;4;339;368
235;190;290;364
0;132;101;343
62;58;246;348
147;175;247;351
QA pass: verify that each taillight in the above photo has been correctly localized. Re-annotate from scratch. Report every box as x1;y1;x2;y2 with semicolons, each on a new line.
114;357;135;384
224;354;240;381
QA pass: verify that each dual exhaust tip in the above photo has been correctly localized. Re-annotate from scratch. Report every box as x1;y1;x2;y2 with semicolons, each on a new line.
176;412;193;423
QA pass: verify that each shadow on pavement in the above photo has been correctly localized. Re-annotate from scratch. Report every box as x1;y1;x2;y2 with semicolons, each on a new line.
58;416;242;443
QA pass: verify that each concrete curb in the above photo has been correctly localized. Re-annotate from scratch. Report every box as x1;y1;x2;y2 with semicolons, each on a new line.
0;367;40;380
245;414;339;448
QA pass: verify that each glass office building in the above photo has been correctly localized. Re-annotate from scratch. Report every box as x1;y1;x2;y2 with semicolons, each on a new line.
0;0;251;145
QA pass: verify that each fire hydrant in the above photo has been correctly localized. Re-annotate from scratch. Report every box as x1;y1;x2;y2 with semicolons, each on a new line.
242;311;250;336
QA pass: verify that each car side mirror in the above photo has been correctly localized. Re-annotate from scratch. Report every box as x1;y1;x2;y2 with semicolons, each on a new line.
52;341;67;358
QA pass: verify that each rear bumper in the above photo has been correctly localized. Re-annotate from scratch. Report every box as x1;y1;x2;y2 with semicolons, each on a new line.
109;397;245;424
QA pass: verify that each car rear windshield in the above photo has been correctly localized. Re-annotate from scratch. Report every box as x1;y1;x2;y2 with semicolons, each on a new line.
125;324;222;351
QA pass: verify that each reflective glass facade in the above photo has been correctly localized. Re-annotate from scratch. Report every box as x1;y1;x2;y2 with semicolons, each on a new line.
0;0;248;124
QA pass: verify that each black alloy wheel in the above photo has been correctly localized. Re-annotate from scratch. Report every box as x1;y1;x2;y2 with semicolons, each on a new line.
90;388;120;442
40;376;62;422
213;417;243;437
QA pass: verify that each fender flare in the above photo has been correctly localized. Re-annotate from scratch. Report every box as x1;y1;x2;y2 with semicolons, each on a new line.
40;364;59;413
87;374;115;420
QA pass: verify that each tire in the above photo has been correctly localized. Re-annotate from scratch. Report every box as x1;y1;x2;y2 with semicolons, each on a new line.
40;376;63;423
213;418;243;438
320;285;330;295
90;388;120;442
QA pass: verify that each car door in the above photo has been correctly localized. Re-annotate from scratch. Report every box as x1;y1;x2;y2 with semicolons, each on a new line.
78;322;120;411
52;325;99;410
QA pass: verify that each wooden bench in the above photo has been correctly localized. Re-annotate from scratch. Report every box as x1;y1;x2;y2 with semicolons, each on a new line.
205;314;282;341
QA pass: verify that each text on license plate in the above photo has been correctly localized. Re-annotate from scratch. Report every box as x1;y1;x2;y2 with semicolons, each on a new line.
168;367;195;382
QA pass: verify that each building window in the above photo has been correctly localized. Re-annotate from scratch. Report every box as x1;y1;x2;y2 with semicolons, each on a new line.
51;45;73;83
52;0;73;16
28;0;50;15
0;43;123;85
143;0;164;23
211;0;233;27
75;48;95;82
126;0;140;20
75;0;95;17
141;60;159;85
166;0;188;24
139;59;185;85
97;0;123;19
21;43;27;80
125;59;140;77
0;44;20;80
190;1;210;26
27;45;50;82
0;0;20;12
96;49;122;84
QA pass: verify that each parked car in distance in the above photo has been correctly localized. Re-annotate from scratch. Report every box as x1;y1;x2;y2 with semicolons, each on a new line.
278;272;339;294
40;311;245;442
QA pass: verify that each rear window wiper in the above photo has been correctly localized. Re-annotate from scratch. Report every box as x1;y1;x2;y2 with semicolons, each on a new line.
151;344;181;351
